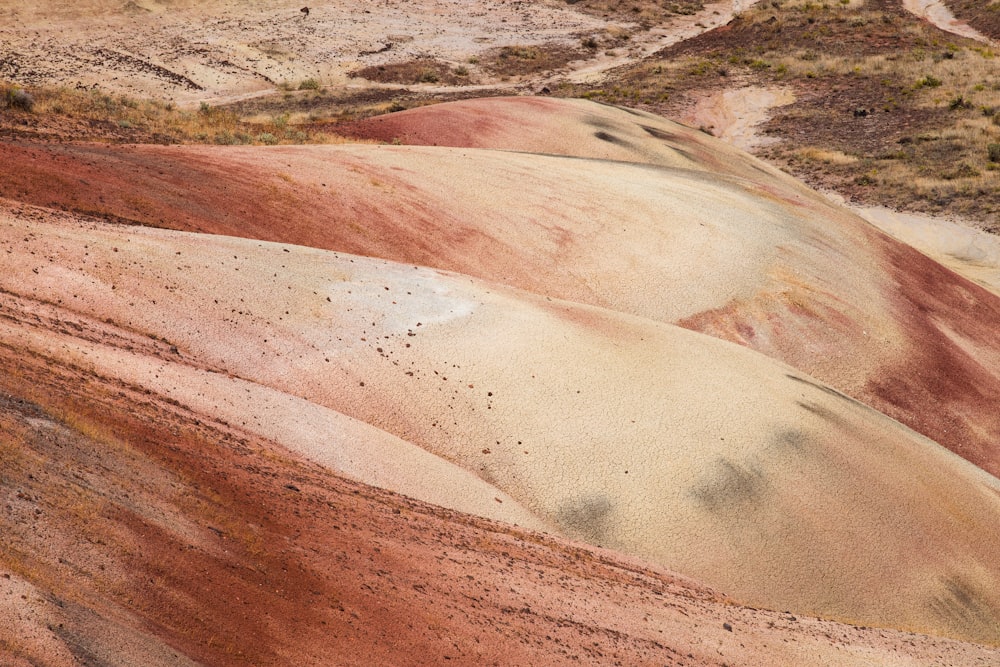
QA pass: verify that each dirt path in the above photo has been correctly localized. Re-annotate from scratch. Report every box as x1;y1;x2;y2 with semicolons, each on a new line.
901;0;995;44
552;0;765;85
679;85;795;151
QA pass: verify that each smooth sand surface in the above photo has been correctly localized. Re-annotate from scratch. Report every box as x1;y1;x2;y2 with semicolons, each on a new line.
850;203;1000;298
337;95;804;186
3;202;1000;644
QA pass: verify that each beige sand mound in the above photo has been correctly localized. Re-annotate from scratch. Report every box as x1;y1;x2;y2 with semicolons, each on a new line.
337;95;802;186
4;319;999;667
4;203;1000;645
7;127;1000;483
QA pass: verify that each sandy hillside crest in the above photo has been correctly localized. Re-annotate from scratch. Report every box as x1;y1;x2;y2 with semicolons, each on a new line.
7;98;1000;486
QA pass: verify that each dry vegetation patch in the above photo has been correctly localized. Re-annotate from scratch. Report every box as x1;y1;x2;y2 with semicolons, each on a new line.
348;58;472;86
479;43;587;77
563;0;1000;223
947;0;1000;41
561;0;704;26
0;82;342;145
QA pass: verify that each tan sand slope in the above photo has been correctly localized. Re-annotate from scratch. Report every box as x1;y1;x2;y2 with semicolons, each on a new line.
4;113;1000;484
3;202;1000;645
3;295;998;667
336;95;803;186
850;203;1000;298
0;0;611;104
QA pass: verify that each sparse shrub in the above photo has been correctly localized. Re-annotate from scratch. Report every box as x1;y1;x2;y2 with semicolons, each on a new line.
387;101;407;113
499;46;539;61
453;65;469;76
915;75;942;88
298;78;320;90
213;131;237;145
5;86;35;111
199;101;212;114
943;163;980;179
988;143;1000;163
948;96;973;111
855;173;877;186
582;36;599;49
257;132;278;145
417;69;439;83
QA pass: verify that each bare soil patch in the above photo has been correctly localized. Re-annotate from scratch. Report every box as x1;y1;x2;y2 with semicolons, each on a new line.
480;43;588;77
349;58;471;86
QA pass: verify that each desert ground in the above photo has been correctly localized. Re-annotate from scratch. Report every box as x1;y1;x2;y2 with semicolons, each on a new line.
2;1;1000;665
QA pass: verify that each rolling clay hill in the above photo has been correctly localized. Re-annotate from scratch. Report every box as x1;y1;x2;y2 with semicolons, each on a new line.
4;97;1000;485
4;91;1000;664
3;196;1000;665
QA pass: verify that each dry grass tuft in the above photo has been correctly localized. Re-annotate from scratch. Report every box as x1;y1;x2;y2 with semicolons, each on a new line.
0;81;347;145
348;58;470;86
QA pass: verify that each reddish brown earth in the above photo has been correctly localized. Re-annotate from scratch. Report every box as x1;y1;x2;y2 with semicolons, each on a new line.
924;0;1000;41
3;203;1000;666
4;97;1000;488
3;1;999;662
0;331;735;667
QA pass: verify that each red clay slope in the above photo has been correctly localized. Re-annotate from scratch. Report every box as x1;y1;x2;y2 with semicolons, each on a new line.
5;199;1000;647
2;200;1000;665
2;103;1000;486
7;212;1000;666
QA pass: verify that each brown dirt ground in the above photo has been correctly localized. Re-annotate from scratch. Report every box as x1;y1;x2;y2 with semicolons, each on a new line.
946;0;1000;41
